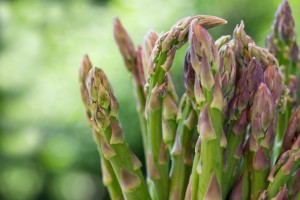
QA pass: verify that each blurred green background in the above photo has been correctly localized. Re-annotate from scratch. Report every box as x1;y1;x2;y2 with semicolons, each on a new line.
0;0;299;199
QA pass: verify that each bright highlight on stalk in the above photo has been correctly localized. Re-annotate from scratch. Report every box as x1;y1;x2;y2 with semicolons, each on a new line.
79;0;300;199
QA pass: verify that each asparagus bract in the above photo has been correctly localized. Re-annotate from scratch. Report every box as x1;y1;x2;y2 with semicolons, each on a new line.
266;0;300;164
248;83;276;199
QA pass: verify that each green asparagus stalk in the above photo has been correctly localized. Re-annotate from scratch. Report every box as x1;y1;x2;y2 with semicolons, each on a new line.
169;94;197;200
86;67;151;200
113;17;148;162
79;55;123;200
262;133;300;199
230;155;251;200
266;0;300;163
146;15;226;200
223;58;264;198
188;20;225;199
248;83;276;199
93;129;124;200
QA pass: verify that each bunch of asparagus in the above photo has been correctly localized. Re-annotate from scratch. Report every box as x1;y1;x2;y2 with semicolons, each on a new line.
79;0;300;199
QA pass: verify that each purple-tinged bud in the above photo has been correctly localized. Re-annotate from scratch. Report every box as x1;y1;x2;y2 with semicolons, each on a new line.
184;50;196;99
130;151;142;170
264;65;283;107
266;0;300;63
113;17;136;71
233;58;264;114
232;21;255;69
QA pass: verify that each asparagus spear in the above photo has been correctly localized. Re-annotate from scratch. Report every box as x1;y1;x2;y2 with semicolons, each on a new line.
113;17;148;163
266;0;300;162
218;44;236;120
187;20;225;199
223;58;264;198
142;30;159;82
248;44;285;165
79;55;123;199
169;94;197;200
248;83;277;199
146;15;226;200
262;132;300;199
230;21;255;78
86;67;151;200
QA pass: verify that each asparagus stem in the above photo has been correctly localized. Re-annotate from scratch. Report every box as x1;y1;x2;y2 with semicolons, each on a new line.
86;67;151;200
266;0;300;165
267;149;300;198
222;58;264;197
169;95;196;200
248;84;276;199
113;18;149;163
230;157;250;200
189;136;200;200
79;55;124;199
186;20;225;199
93;129;124;200
146;15;226;200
